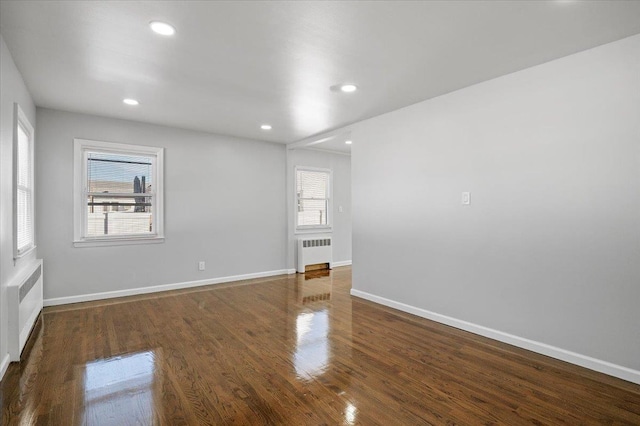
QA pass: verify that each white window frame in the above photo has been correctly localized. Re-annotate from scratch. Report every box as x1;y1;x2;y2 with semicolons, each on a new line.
73;138;164;247
13;103;36;259
295;166;332;233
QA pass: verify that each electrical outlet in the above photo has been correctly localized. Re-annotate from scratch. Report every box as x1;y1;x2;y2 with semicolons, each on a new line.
198;261;205;271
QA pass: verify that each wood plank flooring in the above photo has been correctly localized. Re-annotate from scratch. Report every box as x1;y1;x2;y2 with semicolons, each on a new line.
1;266;639;425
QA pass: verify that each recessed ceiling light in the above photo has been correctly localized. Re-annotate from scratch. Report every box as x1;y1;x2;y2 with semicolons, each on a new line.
345;140;352;145
123;98;139;106
340;84;358;93
261;124;272;130
149;21;176;36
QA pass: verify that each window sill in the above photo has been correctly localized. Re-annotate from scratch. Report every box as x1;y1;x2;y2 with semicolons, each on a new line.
14;245;37;261
295;227;332;235
73;237;165;248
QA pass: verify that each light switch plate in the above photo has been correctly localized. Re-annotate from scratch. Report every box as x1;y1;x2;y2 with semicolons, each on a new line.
462;192;470;205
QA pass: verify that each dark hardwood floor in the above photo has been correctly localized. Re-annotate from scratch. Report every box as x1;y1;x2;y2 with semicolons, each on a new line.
2;266;639;425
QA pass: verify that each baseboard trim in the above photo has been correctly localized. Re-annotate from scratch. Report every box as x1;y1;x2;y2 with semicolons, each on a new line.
332;260;352;268
44;269;294;307
350;289;640;385
0;353;10;381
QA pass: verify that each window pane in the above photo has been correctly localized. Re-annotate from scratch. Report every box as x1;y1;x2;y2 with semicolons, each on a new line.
297;199;327;226
17;188;33;251
87;152;153;194
86;196;153;237
296;170;327;199
17;124;30;187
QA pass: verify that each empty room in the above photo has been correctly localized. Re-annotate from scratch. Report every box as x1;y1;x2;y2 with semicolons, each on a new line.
1;1;640;424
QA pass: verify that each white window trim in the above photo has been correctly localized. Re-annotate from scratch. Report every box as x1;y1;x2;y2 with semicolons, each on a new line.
294;165;333;234
73;138;164;247
13;103;36;260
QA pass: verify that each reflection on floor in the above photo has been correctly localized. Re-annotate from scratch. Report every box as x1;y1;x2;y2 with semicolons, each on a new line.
1;266;639;425
294;310;329;380
290;266;343;382
83;351;157;425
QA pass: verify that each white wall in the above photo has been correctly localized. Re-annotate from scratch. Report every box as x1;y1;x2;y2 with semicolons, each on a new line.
286;148;352;269
0;34;37;376
36;108;288;302
350;34;640;379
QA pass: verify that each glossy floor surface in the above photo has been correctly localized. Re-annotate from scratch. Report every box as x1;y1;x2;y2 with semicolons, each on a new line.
2;267;640;425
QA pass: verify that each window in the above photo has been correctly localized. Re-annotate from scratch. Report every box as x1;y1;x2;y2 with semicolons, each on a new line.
74;139;164;247
295;166;331;230
13;104;35;258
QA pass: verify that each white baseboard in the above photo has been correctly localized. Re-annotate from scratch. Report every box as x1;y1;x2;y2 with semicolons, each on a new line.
351;289;640;385
0;353;10;381
44;269;295;307
332;260;352;268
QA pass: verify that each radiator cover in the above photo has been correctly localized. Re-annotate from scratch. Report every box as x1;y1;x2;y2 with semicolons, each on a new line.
297;237;332;273
8;259;43;361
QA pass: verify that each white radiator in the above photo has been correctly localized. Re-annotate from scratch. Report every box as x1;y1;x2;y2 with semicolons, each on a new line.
297;237;332;273
8;259;43;361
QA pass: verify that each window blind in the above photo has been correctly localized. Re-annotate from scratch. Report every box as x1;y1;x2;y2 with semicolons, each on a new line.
296;169;330;227
16;122;34;253
85;152;155;237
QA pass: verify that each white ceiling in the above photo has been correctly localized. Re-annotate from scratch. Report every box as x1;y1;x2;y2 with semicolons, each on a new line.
1;1;639;151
